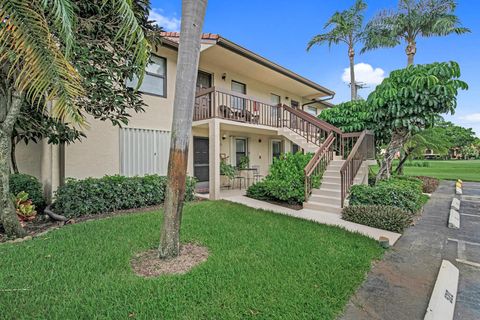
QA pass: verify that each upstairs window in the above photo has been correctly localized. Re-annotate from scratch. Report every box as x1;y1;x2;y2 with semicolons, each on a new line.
127;55;166;97
306;106;318;116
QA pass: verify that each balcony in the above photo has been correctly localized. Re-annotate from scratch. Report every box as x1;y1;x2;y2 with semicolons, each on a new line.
194;87;283;127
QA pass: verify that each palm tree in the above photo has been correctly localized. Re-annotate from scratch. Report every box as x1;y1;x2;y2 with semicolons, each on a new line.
159;0;208;259
362;0;470;66
307;0;367;101
0;0;150;238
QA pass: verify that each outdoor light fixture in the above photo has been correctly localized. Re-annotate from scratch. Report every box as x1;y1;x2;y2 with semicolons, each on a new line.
222;134;227;140
222;73;227;80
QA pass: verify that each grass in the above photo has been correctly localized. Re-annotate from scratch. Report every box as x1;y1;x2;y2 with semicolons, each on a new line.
0;201;383;319
371;159;480;182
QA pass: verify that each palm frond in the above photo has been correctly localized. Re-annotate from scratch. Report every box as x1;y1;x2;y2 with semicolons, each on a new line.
108;0;151;85
41;0;76;56
0;1;85;124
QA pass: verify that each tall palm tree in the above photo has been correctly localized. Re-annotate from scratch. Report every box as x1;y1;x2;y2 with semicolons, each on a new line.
0;0;150;238
159;0;208;259
307;0;367;101
362;0;470;66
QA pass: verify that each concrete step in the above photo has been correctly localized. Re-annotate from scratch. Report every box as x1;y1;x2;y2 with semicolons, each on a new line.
322;176;341;184
309;194;341;206
321;181;341;189
323;172;340;178
303;201;342;214
312;188;341;197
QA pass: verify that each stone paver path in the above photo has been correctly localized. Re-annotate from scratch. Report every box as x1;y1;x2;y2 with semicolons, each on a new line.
340;180;480;320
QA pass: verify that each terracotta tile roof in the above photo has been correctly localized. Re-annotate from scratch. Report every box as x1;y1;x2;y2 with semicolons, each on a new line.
160;32;220;43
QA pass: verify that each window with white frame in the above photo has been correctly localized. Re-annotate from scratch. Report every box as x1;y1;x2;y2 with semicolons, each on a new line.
306;106;318;116
126;55;166;97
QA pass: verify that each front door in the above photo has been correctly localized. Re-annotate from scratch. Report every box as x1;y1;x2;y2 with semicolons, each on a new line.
193;137;209;182
196;70;212;91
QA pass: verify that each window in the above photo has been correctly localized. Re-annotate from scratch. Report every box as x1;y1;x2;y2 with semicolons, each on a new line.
270;94;281;106
231;80;246;94
291;100;299;109
235;138;247;167
231;80;246;111
271;140;282;162
306;106;318;116
292;143;301;154
126;55;166;97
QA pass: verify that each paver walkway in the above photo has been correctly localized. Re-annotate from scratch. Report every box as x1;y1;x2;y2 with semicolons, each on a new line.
340;180;480;320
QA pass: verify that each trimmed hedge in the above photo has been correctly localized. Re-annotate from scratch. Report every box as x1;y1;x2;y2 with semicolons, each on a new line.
342;205;413;233
349;177;423;214
246;153;318;204
10;173;45;210
54;175;196;218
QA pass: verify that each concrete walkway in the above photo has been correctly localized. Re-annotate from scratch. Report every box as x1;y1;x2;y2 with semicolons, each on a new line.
340;180;480;320
213;189;401;245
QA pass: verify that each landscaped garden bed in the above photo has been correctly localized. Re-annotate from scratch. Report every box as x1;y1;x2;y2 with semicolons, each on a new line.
342;176;430;232
0;201;383;319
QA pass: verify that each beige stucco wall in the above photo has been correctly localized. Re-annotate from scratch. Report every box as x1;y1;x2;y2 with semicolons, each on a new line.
16;42;328;190
15;142;42;178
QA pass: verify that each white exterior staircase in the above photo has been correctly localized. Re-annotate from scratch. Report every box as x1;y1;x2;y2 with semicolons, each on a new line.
303;158;370;214
277;127;318;153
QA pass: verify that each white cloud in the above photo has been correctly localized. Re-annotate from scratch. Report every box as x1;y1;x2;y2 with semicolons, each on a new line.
459;113;480;123
149;9;181;32
342;63;385;87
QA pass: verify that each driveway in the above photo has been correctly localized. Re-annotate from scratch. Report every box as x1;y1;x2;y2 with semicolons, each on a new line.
340;180;480;320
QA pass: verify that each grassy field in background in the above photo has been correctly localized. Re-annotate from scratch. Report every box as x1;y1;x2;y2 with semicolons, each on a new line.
371;160;480;182
0;201;382;319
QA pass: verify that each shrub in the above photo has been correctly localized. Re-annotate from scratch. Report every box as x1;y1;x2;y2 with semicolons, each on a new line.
10;173;45;210
246;153;316;204
342;205;413;233
14;191;37;222
349;177;423;213
415;176;439;193
246;181;270;200
53;175;196;218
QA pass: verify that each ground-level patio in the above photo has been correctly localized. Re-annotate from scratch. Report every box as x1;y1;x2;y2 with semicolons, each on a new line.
197;189;401;245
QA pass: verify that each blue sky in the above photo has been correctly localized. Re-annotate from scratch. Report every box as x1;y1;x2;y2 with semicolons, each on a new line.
150;0;480;136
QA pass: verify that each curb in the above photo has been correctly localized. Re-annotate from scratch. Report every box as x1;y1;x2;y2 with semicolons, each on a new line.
448;209;460;229
424;260;459;320
451;198;461;211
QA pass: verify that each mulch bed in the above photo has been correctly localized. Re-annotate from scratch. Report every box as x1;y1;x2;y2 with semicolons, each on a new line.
0;205;165;243
131;243;209;277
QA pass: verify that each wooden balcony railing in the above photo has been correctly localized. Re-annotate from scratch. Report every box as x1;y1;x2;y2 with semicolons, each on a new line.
195;87;376;207
339;130;375;207
194;87;283;127
304;132;335;200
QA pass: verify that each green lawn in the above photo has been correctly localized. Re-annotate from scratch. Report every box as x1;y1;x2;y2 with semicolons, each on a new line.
0;201;382;319
372;160;480;182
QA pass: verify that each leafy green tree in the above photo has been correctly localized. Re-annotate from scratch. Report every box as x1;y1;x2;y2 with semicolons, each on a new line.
0;0;149;238
318;100;390;149
395;127;450;174
369;61;467;181
363;0;469;66
11;0;162;175
307;0;367;100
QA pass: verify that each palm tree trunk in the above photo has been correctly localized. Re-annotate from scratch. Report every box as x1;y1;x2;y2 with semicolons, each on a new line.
349;47;356;100
0;91;26;238
406;40;416;66
376;129;410;182
159;0;207;259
